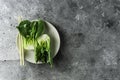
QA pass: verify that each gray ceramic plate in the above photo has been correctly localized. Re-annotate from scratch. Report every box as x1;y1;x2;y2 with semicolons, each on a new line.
16;21;60;64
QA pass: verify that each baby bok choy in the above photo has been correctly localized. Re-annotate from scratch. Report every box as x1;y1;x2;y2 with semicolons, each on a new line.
35;34;52;66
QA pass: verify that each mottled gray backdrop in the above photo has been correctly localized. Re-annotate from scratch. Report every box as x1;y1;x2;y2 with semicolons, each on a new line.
0;0;120;80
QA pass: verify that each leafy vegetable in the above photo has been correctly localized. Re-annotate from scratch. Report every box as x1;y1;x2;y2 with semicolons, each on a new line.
36;34;52;66
16;19;53;66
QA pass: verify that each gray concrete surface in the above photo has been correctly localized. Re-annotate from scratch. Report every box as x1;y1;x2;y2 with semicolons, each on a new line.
0;0;120;80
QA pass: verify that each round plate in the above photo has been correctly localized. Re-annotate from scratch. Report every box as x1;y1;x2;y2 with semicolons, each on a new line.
16;21;60;64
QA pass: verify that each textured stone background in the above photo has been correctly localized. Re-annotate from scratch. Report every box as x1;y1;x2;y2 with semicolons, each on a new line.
0;0;120;80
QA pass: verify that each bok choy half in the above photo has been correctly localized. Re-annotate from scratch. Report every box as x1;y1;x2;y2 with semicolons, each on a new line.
16;20;53;66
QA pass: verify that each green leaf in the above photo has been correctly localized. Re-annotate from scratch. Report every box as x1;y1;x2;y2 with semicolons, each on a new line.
30;21;37;40
35;20;45;39
16;20;31;38
35;43;41;62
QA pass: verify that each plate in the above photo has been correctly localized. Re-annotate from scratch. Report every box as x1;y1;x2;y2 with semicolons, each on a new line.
16;21;60;64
